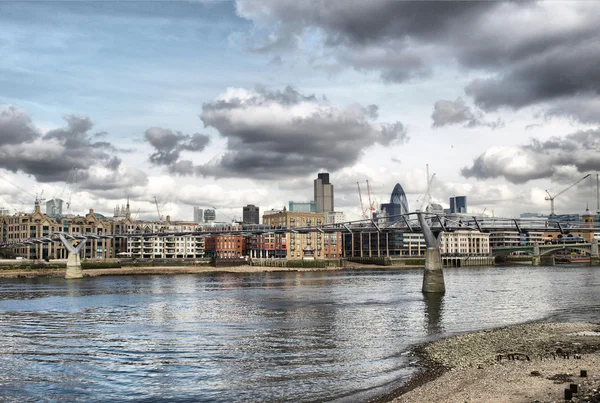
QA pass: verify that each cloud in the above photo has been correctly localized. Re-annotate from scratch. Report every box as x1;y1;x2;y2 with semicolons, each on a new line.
431;98;502;129
145;127;210;166
236;0;490;82
0;106;40;146
461;129;600;184
236;1;600;122
0;106;147;192
191;85;407;179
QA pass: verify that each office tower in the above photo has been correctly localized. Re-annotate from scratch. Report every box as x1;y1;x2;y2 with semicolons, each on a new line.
46;199;64;218
314;172;334;213
193;207;204;223
380;183;410;222
449;196;467;214
243;204;260;224
204;208;216;223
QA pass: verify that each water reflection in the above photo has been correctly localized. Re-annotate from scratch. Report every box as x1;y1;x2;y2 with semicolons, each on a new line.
423;292;445;335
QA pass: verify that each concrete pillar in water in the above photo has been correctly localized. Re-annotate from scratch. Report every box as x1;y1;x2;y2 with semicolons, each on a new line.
423;247;445;293
417;213;445;294
591;239;600;266
65;252;83;279
540;255;555;266
58;234;87;279
532;243;541;266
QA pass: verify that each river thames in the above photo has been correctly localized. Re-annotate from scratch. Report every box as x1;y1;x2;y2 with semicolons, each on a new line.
0;266;598;402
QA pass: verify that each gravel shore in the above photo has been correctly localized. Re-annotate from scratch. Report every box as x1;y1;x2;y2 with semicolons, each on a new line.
390;322;600;403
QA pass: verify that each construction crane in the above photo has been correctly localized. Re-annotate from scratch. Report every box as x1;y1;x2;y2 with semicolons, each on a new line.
34;190;46;208
154;197;163;221
545;173;591;216
356;182;368;219
366;180;376;219
211;206;241;224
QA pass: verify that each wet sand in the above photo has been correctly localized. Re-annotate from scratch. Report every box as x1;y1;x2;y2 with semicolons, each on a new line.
388;322;600;403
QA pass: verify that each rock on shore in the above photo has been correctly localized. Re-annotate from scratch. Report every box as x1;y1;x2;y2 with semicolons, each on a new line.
392;322;600;403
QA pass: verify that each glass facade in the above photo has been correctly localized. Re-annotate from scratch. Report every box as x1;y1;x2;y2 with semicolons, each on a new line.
380;183;410;222
289;201;316;213
449;196;467;213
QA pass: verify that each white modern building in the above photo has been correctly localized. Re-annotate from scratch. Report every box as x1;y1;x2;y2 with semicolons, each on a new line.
325;211;345;225
122;219;204;259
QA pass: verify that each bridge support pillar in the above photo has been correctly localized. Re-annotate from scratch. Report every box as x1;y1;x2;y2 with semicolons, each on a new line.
532;244;541;266
423;247;445;293
540;255;555;266
417;213;445;294
591;239;600;266
65;252;83;279
58;234;87;279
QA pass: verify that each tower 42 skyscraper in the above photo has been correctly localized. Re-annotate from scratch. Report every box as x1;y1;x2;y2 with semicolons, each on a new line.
314;173;334;213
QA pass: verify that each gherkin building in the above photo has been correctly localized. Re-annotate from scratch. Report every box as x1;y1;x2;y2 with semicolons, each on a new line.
380;183;410;222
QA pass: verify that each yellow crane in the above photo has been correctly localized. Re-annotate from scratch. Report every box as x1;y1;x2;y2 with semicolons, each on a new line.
545;174;590;216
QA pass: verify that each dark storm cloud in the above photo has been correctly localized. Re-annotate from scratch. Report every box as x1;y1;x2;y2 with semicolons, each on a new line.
0;106;146;190
431;98;503;129
186;86;408;179
461;129;600;184
144;127;210;166
236;0;495;81
0;106;39;145
237;1;600;122
464;40;600;112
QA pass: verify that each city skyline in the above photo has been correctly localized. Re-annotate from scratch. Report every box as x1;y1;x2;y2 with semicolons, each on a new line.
1;1;600;221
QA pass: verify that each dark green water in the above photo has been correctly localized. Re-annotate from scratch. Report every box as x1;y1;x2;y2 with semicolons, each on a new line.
0;266;598;402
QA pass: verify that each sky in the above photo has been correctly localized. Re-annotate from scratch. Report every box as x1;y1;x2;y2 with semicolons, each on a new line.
1;0;600;221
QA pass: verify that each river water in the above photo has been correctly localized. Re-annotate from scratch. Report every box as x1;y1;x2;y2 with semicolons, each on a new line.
0;266;599;402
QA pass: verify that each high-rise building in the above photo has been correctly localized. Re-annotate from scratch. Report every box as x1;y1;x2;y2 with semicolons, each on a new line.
46;199;64;218
289;201;316;213
449;196;467;214
204;208;216;223
243;204;260;224
193;207;204;223
380;183;410;222
0;207;10;216
314;173;334;213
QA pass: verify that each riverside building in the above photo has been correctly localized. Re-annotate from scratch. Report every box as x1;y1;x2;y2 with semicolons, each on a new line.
262;210;342;259
343;230;490;257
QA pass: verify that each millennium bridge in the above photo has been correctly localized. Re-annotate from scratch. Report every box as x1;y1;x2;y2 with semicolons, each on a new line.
2;212;599;291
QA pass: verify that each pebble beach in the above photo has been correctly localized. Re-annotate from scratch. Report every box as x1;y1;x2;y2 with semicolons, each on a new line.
389;322;600;403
